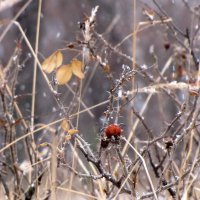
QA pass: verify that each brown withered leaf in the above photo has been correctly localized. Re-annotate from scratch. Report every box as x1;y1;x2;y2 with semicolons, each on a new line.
56;64;72;85
0;118;6;127
61;119;70;131
70;59;84;79
189;90;199;96
103;64;110;74
42;50;63;73
12;118;22;126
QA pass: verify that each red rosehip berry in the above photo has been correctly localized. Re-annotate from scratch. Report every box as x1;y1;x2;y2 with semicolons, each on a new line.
105;124;122;138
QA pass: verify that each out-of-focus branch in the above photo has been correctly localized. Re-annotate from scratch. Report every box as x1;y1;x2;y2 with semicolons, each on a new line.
0;0;21;12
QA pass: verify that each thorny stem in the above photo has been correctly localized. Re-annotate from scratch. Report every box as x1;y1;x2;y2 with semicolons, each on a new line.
139;158;200;199
76;138;132;195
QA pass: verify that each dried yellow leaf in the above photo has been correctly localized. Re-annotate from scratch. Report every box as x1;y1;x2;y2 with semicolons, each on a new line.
68;129;79;135
61;119;70;131
70;59;84;79
41;50;63;73
39;142;49;147
65;135;72;141
56;64;72;85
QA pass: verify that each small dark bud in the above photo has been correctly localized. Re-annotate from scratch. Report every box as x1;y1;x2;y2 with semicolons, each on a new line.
164;43;170;50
